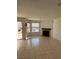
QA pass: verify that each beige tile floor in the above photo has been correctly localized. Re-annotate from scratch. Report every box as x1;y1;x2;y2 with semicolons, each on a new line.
17;36;61;59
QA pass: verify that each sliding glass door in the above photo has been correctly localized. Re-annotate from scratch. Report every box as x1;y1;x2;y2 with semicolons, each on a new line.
17;21;22;39
17;20;40;39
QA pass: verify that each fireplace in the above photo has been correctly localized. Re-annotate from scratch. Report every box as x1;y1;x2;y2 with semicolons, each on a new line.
42;28;51;37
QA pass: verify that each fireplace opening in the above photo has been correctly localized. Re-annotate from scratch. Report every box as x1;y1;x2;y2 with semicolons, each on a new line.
43;31;50;37
42;28;51;37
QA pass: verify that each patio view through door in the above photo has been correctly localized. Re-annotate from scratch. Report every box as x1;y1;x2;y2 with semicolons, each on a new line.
17;21;22;39
17;21;40;39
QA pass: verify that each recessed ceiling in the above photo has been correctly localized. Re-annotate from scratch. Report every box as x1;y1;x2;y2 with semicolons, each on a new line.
17;0;61;20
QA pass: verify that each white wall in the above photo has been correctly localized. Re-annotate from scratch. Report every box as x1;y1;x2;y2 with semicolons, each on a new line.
41;19;53;28
53;18;61;41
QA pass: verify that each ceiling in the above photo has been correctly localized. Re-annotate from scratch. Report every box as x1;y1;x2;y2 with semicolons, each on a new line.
17;0;61;20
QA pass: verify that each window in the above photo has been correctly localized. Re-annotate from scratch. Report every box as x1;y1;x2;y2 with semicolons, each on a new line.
32;23;40;32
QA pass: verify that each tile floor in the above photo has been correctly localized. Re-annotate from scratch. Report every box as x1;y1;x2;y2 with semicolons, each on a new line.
17;36;61;59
